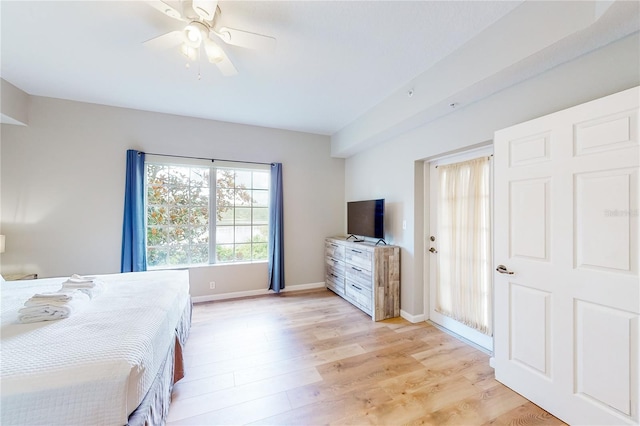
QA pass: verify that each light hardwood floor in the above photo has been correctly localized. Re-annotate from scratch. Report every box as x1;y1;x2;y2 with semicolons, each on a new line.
167;289;564;425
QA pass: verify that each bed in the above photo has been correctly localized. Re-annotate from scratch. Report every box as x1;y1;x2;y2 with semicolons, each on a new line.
1;270;191;426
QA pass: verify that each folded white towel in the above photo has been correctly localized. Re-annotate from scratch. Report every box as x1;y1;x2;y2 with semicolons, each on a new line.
18;308;70;323
62;281;97;288
18;291;89;324
62;282;104;299
26;291;89;306
27;291;75;304
63;274;99;288
69;274;94;282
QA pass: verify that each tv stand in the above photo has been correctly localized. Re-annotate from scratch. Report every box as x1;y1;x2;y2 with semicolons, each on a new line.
324;236;400;321
346;234;364;242
375;239;387;246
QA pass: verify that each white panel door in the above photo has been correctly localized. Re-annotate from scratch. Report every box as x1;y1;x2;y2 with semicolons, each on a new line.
494;86;639;425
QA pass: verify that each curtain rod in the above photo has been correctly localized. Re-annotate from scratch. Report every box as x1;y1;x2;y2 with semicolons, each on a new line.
434;155;493;168
138;151;273;166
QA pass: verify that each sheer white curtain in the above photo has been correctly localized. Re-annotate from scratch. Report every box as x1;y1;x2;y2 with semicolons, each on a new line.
436;156;492;335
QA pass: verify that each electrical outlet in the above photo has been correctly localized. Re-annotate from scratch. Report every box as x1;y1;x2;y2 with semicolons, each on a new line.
209;281;216;289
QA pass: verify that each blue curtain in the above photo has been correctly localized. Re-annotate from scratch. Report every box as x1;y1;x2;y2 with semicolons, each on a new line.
268;163;284;292
121;150;147;272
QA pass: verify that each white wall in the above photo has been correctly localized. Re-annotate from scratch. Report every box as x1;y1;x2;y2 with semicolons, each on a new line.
0;97;345;297
345;33;640;317
1;79;29;126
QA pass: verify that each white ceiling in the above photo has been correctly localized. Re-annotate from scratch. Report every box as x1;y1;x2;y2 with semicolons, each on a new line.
1;0;525;135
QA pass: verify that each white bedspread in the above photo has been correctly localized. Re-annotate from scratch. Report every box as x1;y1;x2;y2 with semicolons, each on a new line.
1;270;190;426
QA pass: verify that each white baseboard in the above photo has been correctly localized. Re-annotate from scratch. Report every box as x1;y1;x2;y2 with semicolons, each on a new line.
400;310;426;323
191;282;326;303
427;320;493;355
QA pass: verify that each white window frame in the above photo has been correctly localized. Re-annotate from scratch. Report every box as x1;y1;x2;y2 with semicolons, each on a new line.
144;155;270;269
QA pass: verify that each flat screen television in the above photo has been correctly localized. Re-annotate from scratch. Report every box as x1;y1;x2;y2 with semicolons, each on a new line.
347;199;385;241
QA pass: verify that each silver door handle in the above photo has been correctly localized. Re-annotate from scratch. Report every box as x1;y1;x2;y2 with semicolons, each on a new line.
496;265;514;275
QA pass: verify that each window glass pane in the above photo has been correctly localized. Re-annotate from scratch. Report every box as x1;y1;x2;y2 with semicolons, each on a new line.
191;226;209;244
169;206;189;225
191;244;209;264
216;226;234;244
216;244;234;262
235;226;252;244
169;227;189;244
216;169;235;188
169;245;188;265
235;208;252;225
190;168;209;187
253;171;269;190
169;166;190;185
253;243;268;260
235;243;251;261
252;225;268;242
217;208;234;226
189;206;208;226
190;187;209;206
147;227;168;246
252;190;268;207
148;206;168;225
147;164;169;184
217;188;234;209
235;188;252;206
235;170;252;188
148;247;168;267
253;208;268;225
147;184;168;205
168;186;189;205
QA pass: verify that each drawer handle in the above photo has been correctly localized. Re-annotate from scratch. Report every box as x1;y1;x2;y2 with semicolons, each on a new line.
330;273;337;278
333;259;339;264
351;266;362;272
331;243;338;248
351;249;362;254
351;284;362;291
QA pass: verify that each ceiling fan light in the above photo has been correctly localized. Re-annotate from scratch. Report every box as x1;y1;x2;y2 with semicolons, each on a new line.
203;38;224;63
184;24;202;46
180;43;199;61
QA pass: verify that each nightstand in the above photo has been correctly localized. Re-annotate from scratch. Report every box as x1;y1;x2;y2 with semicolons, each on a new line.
4;273;38;281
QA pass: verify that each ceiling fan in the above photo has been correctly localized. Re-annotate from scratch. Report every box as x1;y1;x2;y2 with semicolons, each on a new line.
144;0;276;76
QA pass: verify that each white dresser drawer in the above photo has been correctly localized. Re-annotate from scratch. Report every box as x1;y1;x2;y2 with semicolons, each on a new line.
345;280;372;314
325;256;345;276
345;247;372;271
326;255;345;280
326;273;345;297
325;241;346;261
345;263;372;289
325;256;345;297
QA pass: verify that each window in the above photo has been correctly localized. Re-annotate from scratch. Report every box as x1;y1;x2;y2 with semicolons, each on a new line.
215;168;269;262
145;157;269;268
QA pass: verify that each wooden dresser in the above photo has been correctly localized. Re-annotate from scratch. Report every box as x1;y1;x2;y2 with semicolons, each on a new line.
324;236;400;321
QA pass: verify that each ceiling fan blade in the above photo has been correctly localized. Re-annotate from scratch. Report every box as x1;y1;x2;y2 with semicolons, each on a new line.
214;27;276;51
143;30;185;50
203;37;223;63
146;0;185;21
192;0;218;22
215;52;238;76
202;37;236;76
